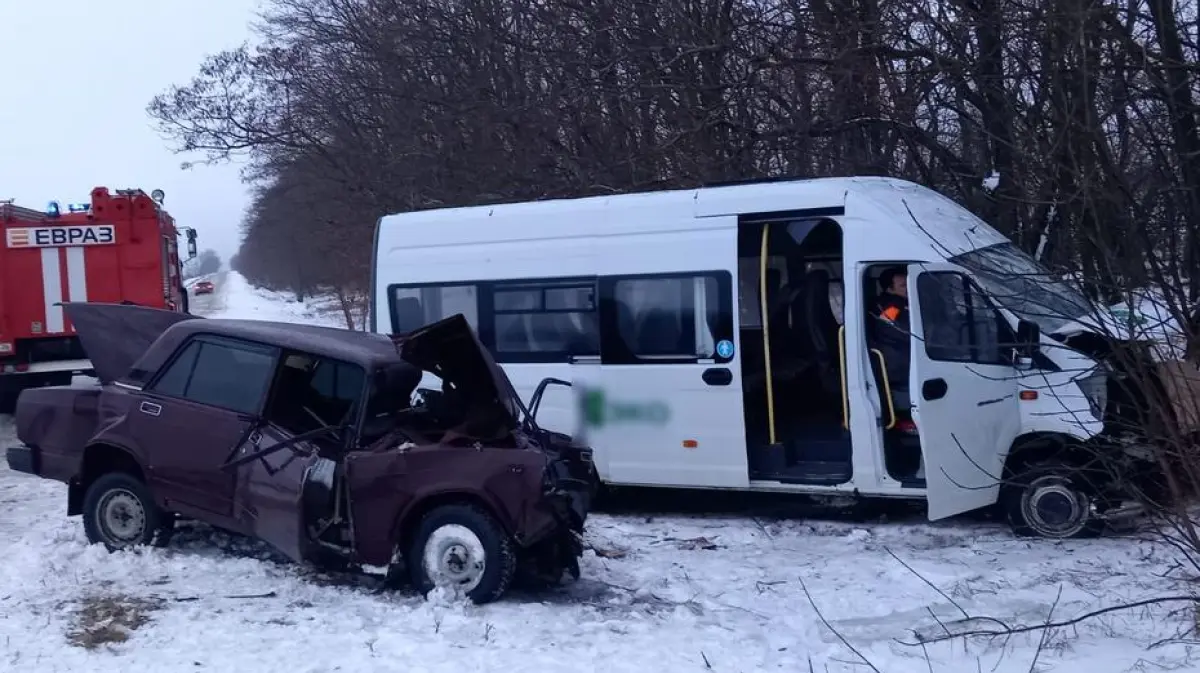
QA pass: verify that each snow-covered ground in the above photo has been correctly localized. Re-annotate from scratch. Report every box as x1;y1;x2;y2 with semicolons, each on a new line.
185;271;350;327
1;273;1197;672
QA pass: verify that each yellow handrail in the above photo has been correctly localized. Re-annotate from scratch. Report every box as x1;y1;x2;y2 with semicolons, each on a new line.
870;348;897;430
759;226;776;445
838;325;849;429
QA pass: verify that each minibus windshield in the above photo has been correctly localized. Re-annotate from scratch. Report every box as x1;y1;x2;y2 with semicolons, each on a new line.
948;242;1093;333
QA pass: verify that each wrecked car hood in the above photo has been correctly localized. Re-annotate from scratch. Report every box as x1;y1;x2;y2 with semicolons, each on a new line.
62;302;200;383
391;313;521;422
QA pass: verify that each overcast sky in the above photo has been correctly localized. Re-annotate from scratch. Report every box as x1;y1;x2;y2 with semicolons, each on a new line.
0;0;263;266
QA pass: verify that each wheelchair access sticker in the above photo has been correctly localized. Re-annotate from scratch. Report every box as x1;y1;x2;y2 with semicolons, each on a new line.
716;339;734;359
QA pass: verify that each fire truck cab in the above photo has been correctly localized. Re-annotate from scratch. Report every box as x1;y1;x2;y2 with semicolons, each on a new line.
0;187;196;410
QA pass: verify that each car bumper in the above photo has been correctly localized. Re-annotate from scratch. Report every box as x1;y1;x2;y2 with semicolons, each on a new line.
6;445;38;475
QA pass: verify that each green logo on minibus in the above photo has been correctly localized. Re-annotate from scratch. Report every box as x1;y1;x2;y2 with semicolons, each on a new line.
580;388;669;428
1111;307;1147;326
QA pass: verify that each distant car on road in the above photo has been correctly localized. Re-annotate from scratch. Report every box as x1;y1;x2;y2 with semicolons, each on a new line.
192;280;214;295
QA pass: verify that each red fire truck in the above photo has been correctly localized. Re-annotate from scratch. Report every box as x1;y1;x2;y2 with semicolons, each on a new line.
0;187;197;410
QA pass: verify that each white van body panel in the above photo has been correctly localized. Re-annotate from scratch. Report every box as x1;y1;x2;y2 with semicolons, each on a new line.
1015;345;1106;439
370;176;1108;511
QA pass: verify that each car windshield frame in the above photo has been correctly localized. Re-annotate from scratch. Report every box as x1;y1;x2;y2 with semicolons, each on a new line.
948;242;1094;333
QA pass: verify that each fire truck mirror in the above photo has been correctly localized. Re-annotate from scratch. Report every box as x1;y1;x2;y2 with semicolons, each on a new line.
187;239;197;258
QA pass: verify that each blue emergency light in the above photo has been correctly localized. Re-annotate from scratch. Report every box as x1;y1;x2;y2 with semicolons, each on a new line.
46;201;60;217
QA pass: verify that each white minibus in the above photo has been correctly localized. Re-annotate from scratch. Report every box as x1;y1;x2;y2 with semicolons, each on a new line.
370;176;1155;538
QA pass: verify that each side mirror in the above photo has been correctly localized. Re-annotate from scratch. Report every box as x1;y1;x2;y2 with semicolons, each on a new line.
1016;319;1040;358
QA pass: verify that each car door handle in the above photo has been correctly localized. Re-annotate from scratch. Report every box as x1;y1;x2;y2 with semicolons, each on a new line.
139;401;162;417
702;368;733;386
922;378;948;401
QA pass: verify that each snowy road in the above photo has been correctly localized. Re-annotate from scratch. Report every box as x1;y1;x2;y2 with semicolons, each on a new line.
1;274;1196;672
185;271;227;315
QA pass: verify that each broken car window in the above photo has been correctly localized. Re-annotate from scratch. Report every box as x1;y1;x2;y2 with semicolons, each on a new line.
358;363;424;445
148;337;276;415
263;352;366;438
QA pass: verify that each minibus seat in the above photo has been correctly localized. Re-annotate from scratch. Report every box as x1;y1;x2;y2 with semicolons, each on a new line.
801;269;842;396
528;314;564;351
498;316;528;351
614;302;638;358
560;312;599;355
760;268;782;318
636;308;684;356
762;278;800;362
394;297;425;334
758;278;808;381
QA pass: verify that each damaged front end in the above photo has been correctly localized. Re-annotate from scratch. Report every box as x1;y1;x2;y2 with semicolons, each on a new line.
331;315;598;593
516;426;596;584
502;374;599;585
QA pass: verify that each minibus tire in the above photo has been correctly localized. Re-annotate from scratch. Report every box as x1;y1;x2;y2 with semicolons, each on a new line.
1002;460;1104;539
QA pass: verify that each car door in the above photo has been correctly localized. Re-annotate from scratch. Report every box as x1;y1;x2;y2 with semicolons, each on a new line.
580;271;746;488
230;422;324;562
133;335;277;526
232;353;367;562
907;263;1021;520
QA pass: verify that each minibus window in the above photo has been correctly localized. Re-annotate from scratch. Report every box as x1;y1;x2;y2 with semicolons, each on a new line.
917;271;1009;365
949;243;1090;332
492;280;599;358
601;271;733;364
390;285;480;332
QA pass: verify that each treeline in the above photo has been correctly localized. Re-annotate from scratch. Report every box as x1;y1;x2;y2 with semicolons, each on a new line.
183;248;222;279
152;0;1200;310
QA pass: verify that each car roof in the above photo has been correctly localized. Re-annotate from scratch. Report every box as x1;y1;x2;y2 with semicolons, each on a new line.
170;318;406;368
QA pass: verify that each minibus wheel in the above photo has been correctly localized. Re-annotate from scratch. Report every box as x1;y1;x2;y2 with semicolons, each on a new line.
1002;460;1104;539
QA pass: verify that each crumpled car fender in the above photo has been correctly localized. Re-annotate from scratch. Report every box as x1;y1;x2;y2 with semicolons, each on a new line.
343;447;554;567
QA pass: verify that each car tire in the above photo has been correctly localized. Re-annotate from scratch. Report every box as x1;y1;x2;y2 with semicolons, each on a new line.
1002;460;1104;539
406;503;516;605
81;472;174;551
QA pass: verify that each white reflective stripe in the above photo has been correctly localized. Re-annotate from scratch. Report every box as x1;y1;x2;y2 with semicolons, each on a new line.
40;247;64;333
65;246;88;302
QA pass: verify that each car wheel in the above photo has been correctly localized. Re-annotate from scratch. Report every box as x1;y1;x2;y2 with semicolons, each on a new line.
82;472;173;551
406;504;516;604
1003;461;1104;539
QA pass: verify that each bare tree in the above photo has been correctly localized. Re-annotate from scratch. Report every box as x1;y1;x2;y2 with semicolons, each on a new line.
151;0;1200;539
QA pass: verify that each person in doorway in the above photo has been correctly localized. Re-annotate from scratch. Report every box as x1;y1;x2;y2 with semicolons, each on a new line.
873;266;923;480
872;266;910;389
